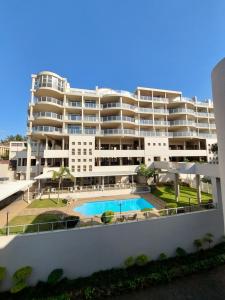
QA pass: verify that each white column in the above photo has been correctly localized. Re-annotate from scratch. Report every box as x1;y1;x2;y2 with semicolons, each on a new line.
26;138;31;180
196;174;202;204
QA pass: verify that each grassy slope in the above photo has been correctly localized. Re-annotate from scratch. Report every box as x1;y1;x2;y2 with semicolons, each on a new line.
152;185;212;207
28;198;67;208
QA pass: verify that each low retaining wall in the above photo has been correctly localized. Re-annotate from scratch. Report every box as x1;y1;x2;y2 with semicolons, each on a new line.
0;209;224;291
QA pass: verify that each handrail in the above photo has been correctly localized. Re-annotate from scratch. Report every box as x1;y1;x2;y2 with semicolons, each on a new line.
0;203;216;236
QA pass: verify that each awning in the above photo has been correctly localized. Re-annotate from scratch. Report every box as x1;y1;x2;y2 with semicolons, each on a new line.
35;170;137;180
0;180;34;202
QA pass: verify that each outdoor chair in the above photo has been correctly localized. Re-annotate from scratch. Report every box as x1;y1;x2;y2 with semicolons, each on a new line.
128;213;137;221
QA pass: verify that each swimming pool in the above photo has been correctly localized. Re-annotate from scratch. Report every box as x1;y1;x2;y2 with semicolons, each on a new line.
73;198;154;216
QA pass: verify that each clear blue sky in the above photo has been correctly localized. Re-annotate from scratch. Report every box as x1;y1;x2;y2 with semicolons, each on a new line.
0;0;225;139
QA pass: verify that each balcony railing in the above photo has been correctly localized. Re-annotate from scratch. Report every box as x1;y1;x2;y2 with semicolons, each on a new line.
67;115;82;121
169;120;196;126
196;123;209;128
67;102;82;108
34;97;63;106
101;116;135;123
169;108;195;114
84;116;99;122
101;129;136;136
32;126;62;133
140;131;172;137
139;119;153;125
84;103;100;109
33;112;62;120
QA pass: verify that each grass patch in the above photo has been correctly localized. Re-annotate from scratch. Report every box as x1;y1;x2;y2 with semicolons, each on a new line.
152;185;212;207
2;214;64;235
28;199;67;208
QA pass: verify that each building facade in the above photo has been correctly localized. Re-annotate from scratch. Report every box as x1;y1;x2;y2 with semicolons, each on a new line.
14;71;217;183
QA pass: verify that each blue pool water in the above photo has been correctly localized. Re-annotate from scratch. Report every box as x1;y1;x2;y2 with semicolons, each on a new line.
74;198;154;216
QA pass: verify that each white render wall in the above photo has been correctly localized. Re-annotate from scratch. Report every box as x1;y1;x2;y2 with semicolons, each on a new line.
0;209;223;291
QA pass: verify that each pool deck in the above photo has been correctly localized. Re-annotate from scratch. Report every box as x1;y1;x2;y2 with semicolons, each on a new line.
21;193;165;217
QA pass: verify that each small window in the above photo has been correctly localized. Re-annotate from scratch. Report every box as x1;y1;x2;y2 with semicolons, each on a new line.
83;159;86;162
71;166;75;172
89;149;92;155
164;158;167;161
83;149;87;155
89;142;92;145
78;142;81;145
148;143;150;146
78;149;81;155
78;159;81;162
72;159;75;162
72;142;75;145
148;158;151;161
83;165;86;171
89;165;92;171
163;143;166;146
153;143;156;146
84;142;87;145
77;166;81;172
158;143;161;146
72;149;75;155
89;158;92;162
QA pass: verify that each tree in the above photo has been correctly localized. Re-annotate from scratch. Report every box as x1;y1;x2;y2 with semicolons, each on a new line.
52;167;74;203
211;143;218;154
203;233;214;248
1;134;26;143
193;239;203;251
138;164;155;185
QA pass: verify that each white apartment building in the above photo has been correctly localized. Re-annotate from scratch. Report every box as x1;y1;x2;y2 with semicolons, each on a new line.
14;71;217;185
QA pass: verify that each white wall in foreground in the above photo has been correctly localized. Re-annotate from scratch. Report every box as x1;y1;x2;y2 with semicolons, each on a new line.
0;209;224;291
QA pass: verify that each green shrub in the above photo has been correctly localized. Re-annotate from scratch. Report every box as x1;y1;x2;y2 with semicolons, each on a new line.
63;216;80;228
194;239;203;251
176;247;187;257
10;266;32;294
47;269;64;285
135;254;149;266
124;256;135;268
158;253;167;261
101;211;114;224
141;208;153;212
0;266;6;281
203;233;214;248
165;203;177;209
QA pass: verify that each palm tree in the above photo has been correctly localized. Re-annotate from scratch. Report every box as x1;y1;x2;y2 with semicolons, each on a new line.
203;233;214;248
193;239;203;251
52;167;74;203
138;164;155;185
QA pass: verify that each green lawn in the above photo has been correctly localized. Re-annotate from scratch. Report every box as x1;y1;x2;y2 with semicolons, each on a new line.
152;185;212;207
28;198;67;208
0;214;64;235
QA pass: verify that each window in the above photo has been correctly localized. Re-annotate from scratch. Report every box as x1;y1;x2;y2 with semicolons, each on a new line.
89;149;92;155
89;142;92;145
158;143;161;146
72;159;75;162
31;159;36;166
89;159;92;162
163;143;166;146
83;149;87;155
78;159;81;162
164;158;167;161
72;142;75;145
77;166;81;172
72;149;75;155
153;143;156;146
78;149;81;155
78;142;81;145
148;158;151;161
83;165;86;171
84;142;87;145
71;166;75;172
83;159;86;162
89;165;92;171
148;143;150;146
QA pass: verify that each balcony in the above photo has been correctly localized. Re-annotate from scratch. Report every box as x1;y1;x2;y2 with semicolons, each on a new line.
34;97;63;106
84;103;100;109
84;116;99;122
196;112;208;117
169;120;196;126
94;149;145;158
32;126;62;134
138;107;154;113
101;102;137;111
169;149;208;157
44;150;69;158
154;109;168;114
33;112;62;120
101;129;136;136
140;131;172;137
67;102;82;108
101;116;135;123
139;96;168;103
67;128;97;135
66;115;82;121
154;121;169;126
139;119;153;125
169;108;195;115
196;123;209;128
